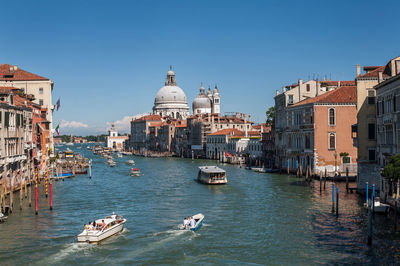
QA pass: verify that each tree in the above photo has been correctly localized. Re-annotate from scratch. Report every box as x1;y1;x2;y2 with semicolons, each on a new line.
382;153;400;180
265;106;275;126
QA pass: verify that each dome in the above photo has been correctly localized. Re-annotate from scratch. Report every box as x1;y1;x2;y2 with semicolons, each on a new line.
193;94;212;110
154;85;187;104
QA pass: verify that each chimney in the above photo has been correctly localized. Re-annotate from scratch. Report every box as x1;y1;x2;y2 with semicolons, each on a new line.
282;87;286;93
338;81;341;87
378;71;383;83
13;65;18;71
261;124;264;133
276;90;280;96
298;79;302;101
316;81;320;96
298;79;303;86
356;64;361;77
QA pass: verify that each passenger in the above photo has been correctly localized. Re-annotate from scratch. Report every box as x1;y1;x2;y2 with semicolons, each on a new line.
190;217;196;227
84;224;89;230
183;217;189;228
102;220;106;229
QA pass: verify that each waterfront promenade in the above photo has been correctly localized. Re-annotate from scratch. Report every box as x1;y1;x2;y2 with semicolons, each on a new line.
0;144;399;265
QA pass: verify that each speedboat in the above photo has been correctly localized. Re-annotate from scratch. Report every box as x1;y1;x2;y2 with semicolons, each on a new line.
179;213;204;231
363;197;390;213
126;160;135;165
130;168;140;176
77;213;126;243
0;212;8;222
197;166;227;185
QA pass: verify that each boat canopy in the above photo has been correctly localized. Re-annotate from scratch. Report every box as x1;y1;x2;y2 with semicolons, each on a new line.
198;166;226;174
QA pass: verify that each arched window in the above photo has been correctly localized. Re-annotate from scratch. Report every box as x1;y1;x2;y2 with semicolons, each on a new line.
329;108;335;126
329;133;336;150
171;112;174;118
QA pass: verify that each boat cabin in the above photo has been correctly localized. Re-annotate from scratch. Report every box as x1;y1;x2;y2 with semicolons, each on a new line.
198;166;227;185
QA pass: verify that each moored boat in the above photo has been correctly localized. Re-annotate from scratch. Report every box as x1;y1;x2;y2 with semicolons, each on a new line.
131;168;140;176
197;166;227;185
363;197;390;213
77;213;126;243
0;212;8;222
126;160;135;165
179;213;204;231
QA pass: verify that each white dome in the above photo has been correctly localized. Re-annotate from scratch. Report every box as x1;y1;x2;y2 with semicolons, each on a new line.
193;94;212;109
154;85;187;104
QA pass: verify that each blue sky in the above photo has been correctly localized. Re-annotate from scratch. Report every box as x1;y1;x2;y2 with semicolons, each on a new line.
1;0;399;135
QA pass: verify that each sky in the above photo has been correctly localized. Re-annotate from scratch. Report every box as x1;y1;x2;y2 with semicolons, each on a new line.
1;0;400;136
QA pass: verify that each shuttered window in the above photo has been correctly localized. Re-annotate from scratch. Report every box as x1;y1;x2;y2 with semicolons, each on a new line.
5;112;9;127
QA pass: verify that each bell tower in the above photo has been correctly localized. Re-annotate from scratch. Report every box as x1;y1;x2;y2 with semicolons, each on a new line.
212;85;220;114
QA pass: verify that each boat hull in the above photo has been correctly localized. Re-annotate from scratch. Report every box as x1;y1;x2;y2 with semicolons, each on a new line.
77;220;125;243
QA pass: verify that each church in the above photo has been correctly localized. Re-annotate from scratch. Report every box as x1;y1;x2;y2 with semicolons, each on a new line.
152;67;220;118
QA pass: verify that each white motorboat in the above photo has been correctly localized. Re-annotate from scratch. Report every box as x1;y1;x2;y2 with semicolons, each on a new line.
197;166;227;185
126;160;135;165
363;197;390;213
130;168;140;176
77;213;126;243
117;153;123;158
179;213;204;231
0;212;8;222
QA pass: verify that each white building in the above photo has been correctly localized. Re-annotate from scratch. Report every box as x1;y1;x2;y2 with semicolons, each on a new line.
153;67;189;119
192;84;220;115
106;124;128;151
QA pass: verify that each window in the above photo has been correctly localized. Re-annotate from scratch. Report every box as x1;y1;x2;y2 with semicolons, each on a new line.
329;133;335;150
342;156;351;164
368;123;376;140
215;99;219;104
39;99;43;106
306;84;310;92
329;108;335;126
368;90;375;104
305;133;310;149
368;149;376;161
39;88;43;94
377;101;380;115
288;134;292;148
288;95;294;104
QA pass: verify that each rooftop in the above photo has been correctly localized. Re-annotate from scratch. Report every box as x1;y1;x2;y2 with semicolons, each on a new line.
0;64;49;81
291;85;356;107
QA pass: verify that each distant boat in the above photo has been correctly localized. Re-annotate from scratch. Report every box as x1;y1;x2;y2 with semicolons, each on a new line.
66;143;74;146
117;153;123;158
178;213;204;231
197;166;227;185
126;160;135;165
77;213;126;243
130;168;140;176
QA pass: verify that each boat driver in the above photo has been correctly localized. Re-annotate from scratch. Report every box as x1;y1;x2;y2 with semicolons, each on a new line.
183;217;190;228
190;217;196;227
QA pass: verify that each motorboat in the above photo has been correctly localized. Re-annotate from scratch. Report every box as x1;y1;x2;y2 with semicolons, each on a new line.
197;166;227;185
117;153;123;158
0;212;8;222
179;213;204;231
363;197;390;213
77;213;126;243
130;168;140;176
126;160;135;165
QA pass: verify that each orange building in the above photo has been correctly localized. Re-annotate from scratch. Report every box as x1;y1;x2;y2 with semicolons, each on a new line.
286;86;357;176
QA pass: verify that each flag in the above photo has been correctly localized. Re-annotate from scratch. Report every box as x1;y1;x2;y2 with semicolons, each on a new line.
56;98;60;111
55;124;60;136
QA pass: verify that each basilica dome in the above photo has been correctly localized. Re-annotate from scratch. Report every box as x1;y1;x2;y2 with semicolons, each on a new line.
192;84;212;114
153;67;189;119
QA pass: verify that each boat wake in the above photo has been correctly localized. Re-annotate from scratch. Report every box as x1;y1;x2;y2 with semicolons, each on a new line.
42;242;97;264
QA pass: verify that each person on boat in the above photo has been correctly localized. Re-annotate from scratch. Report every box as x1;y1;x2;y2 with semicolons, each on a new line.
102;220;106;229
190;217;196;227
84;224;89;230
183;217;189;228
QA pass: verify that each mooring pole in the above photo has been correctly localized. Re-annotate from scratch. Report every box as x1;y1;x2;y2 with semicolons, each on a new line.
49;182;53;211
332;183;335;213
336;186;339;217
324;168;327;190
366;182;369;207
346;168;349;193
367;204;372;245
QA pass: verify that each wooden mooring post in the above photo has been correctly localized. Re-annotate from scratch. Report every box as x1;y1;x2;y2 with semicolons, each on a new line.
336;186;339;217
324;168;327;190
345;168;349;193
367;203;373;245
332;183;335;213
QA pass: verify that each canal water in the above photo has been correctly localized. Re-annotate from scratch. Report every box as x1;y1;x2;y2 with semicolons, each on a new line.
0;144;399;265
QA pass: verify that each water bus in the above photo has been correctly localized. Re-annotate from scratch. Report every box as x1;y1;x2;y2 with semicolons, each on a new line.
197;166;227;185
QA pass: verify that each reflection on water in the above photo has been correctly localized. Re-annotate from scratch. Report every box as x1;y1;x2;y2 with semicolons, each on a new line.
0;144;399;265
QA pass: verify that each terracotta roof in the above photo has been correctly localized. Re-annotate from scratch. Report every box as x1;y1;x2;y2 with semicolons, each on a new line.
247;131;261;136
0;86;20;94
148;121;164;127
132;114;162;122
320;80;355;86
291;86;356;107
358;65;388;78
208;128;244;136
0;64;49;81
